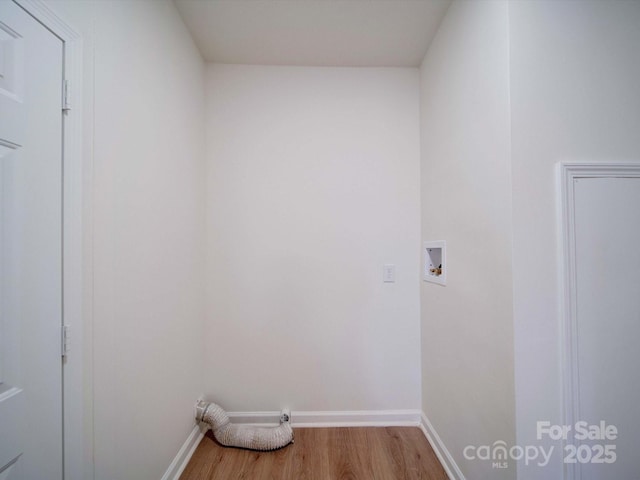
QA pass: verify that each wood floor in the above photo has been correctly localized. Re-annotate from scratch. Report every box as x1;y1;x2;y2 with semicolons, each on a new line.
180;427;448;480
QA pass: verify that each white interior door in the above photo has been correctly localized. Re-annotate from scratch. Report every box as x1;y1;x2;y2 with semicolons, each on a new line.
0;1;64;478
574;176;640;479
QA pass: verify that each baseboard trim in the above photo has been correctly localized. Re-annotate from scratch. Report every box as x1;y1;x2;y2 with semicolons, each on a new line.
419;412;466;480
292;409;422;427
226;409;422;428
161;410;456;479
161;424;204;480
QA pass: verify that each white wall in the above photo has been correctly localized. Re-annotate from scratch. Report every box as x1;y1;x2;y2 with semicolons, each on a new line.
204;65;421;413
509;1;640;478
38;1;640;478
419;1;515;479
92;3;206;478
47;1;207;479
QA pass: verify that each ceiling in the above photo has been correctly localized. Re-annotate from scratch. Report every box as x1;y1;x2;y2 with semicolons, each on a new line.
173;0;451;67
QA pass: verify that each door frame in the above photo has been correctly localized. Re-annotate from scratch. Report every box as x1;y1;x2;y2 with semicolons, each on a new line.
557;162;640;480
12;1;88;479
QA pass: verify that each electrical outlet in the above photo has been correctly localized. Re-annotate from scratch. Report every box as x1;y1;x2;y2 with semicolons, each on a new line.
383;264;396;283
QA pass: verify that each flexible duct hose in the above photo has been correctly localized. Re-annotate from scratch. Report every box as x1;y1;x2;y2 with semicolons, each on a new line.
195;400;294;451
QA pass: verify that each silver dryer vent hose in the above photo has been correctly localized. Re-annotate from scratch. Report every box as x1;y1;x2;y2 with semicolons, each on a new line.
195;400;294;451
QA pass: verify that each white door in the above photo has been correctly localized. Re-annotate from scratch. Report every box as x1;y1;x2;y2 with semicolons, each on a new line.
0;1;64;478
574;176;640;479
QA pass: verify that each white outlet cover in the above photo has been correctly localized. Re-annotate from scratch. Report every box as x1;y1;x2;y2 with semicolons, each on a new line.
383;264;396;283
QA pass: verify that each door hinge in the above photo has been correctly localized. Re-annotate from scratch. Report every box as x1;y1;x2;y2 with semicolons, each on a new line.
61;325;70;358
62;79;71;112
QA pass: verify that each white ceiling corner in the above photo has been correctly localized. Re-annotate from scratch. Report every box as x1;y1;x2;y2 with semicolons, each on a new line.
173;0;451;67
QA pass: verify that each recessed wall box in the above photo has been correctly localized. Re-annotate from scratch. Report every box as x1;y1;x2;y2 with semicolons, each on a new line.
423;241;446;285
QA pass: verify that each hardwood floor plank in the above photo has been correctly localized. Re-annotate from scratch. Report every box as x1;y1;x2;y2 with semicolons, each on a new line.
180;427;448;480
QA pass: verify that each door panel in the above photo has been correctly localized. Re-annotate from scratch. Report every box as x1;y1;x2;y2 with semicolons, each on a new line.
0;1;63;478
574;176;640;479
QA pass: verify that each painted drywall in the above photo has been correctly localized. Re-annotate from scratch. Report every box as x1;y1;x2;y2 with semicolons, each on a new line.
37;0;640;478
419;1;515;479
92;3;206;478
509;1;640;478
46;1;207;479
204;64;421;413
